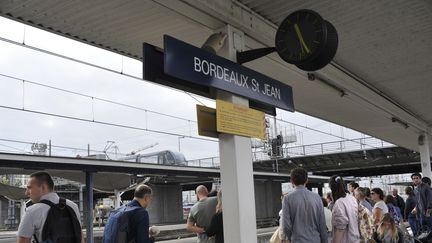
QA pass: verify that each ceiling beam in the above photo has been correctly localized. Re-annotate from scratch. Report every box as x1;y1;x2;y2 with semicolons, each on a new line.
318;63;429;134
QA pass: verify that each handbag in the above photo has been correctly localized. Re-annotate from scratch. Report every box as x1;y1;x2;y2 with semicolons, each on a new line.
269;227;281;243
270;227;290;243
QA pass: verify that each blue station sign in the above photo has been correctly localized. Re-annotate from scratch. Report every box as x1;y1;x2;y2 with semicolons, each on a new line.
163;35;294;112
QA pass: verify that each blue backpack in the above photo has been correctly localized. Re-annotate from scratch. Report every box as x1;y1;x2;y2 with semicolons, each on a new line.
103;205;141;243
387;204;401;225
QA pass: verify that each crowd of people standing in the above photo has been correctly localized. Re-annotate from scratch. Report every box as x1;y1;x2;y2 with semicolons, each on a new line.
277;169;432;243
16;170;432;243
185;170;432;243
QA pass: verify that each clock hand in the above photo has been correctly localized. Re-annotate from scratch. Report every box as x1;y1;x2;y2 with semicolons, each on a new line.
294;24;311;54
293;24;305;54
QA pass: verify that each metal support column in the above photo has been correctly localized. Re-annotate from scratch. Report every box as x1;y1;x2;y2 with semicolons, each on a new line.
79;184;84;222
20;199;26;222
85;171;94;243
217;25;257;243
419;133;432;178
114;189;121;209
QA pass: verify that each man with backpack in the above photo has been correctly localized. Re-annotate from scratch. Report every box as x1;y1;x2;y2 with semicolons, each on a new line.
103;184;155;243
17;171;83;243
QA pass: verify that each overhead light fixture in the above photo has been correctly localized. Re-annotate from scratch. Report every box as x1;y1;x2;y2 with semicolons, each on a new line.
418;134;425;145
307;73;346;97
391;117;409;129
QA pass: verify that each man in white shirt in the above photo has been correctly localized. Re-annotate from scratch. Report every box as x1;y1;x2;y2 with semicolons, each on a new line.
16;171;84;243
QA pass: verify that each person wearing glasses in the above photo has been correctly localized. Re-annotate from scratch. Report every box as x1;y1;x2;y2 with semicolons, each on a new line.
371;188;388;226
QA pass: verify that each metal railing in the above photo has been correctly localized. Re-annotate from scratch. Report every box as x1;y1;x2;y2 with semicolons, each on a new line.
186;156;220;168
0;138;127;159
252;137;394;162
0;137;394;168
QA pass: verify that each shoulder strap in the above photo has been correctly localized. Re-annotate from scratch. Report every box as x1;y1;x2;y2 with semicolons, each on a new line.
38;198;68;208
33;234;39;243
32;200;54;243
38;199;55;207
59;197;67;205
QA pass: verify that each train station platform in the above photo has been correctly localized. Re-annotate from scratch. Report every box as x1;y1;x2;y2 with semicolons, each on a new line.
0;224;276;243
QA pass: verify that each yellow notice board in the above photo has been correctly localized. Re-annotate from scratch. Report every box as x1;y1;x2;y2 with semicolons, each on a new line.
216;99;266;140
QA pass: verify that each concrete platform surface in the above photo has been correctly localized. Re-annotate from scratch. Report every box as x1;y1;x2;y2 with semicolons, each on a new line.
0;225;276;242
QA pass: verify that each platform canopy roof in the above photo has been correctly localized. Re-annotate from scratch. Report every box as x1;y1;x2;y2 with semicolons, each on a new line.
1;0;431;154
254;146;423;177
0;182;26;200
0;153;331;191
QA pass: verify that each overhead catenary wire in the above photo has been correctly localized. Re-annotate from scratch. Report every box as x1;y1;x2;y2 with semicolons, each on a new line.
0;35;207;107
1;68;367;145
0;73;198;124
0;71;211;146
0;138;125;156
0;33;379;146
1;71;374;147
0;104;218;143
271;116;381;149
0;143;26;153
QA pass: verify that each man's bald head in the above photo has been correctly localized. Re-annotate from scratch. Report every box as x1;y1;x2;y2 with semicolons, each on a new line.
196;185;209;199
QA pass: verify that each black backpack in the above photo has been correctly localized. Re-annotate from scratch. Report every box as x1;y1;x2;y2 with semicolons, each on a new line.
34;198;81;243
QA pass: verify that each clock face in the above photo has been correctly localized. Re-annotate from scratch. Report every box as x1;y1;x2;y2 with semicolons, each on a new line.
275;10;326;64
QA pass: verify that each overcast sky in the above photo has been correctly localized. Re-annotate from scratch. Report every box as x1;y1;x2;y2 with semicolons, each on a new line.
0;16;375;161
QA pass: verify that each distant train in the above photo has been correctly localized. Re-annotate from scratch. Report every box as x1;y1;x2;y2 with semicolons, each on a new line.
121;150;187;166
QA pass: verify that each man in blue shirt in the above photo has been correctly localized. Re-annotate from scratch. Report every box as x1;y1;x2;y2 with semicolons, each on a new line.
104;184;154;243
280;168;327;243
128;184;154;243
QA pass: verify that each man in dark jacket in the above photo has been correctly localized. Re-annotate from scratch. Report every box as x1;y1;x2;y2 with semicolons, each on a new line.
104;184;155;243
392;188;405;218
412;173;432;230
404;186;418;235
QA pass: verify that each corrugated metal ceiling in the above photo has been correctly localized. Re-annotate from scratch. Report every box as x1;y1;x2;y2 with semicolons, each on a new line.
0;0;431;153
0;0;213;58
239;0;432;125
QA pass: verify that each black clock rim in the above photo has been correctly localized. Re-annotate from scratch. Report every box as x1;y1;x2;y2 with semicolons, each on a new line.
296;20;338;71
275;9;327;65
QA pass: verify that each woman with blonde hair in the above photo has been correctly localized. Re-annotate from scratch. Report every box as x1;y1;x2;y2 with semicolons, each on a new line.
372;213;403;243
206;190;224;243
